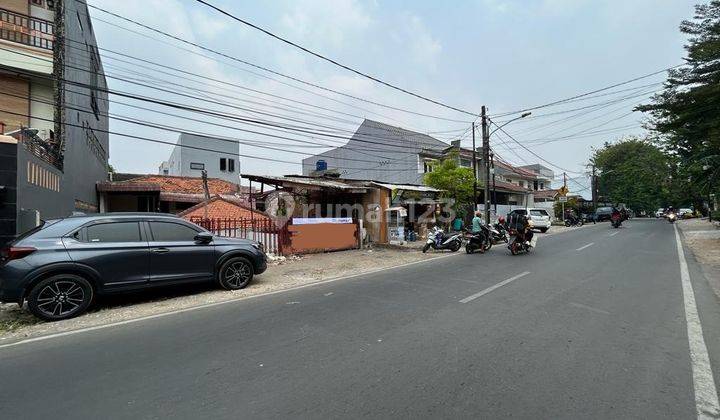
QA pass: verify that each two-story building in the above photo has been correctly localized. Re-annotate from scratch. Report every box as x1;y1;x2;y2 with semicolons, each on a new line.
0;0;109;245
158;132;240;185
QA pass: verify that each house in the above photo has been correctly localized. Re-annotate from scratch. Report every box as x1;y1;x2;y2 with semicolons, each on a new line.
243;174;442;246
96;174;250;214
158;133;240;184
0;0;109;245
301;119;448;185
177;195;269;221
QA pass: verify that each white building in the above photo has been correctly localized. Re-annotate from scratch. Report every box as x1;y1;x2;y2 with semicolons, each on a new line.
159;133;240;184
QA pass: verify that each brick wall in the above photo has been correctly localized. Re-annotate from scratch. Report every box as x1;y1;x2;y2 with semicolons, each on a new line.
0;75;29;133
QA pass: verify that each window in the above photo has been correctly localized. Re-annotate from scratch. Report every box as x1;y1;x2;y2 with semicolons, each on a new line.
530;210;549;216
190;162;205;170
460;159;471;168
518;180;524;187
423;161;434;173
540;182;545;190
149;222;199;242
228;158;235;172
86;222;141;243
220;158;227;171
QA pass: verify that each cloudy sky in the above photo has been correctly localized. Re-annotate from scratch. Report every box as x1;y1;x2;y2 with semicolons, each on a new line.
90;0;696;193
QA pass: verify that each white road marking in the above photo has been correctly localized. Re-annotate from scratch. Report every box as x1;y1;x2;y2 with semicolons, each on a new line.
674;224;720;418
459;271;531;303
569;302;610;315
609;232;619;237
576;242;595;251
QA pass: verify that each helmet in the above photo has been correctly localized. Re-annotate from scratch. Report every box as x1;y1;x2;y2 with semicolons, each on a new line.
498;216;505;224
527;219;535;228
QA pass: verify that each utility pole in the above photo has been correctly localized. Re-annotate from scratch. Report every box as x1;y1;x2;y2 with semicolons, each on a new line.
591;164;597;211
201;169;210;220
482;106;491;225
491;152;497;216
561;172;567;222
472;121;477;211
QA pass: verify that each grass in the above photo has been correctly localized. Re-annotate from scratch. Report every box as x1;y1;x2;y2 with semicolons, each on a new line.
0;306;41;334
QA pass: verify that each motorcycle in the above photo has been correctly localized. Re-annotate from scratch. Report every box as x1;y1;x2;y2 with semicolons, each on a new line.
464;229;489;254
611;212;622;228
667;212;677;224
491;222;510;244
508;226;537;255
564;215;584;227
423;227;462;253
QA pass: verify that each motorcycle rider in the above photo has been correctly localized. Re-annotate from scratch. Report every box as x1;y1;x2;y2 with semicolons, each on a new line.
471;210;483;234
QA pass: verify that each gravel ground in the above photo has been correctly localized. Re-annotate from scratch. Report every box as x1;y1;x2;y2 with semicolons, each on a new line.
678;218;720;298
0;246;447;341
0;223;585;341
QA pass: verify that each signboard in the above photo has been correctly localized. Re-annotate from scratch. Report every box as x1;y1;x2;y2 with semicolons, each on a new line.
293;217;353;225
558;186;569;196
558;196;568;202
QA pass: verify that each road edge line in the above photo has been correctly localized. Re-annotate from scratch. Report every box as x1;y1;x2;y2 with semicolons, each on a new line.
674;224;720;418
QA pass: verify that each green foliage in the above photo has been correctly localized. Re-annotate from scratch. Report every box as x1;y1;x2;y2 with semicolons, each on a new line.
591;138;669;213
423;156;475;214
638;1;720;207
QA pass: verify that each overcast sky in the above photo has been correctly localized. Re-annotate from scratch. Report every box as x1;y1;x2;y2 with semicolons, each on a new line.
90;0;696;193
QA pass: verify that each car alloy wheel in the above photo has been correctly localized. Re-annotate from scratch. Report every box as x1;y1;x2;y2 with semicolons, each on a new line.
219;257;254;290
27;274;93;321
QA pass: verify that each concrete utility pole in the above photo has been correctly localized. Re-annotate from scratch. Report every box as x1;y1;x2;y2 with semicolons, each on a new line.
591;164;597;211
491;152;497;216
561;172;567;222
482;106;491;224
201;169;210;220
472;121;477;210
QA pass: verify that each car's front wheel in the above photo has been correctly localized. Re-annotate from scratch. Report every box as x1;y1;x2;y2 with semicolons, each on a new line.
218;256;254;290
27;274;93;321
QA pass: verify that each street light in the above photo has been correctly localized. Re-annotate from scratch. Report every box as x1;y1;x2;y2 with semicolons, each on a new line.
488;112;532;137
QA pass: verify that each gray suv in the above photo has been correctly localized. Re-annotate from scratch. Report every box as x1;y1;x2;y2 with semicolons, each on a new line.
0;213;267;321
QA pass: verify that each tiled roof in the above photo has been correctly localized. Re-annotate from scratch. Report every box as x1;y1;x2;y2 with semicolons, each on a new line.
493;179;534;194
533;189;559;199
98;174;246;195
178;196;270;220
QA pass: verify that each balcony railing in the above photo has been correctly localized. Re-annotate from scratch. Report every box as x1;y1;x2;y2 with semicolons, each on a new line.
0;7;54;51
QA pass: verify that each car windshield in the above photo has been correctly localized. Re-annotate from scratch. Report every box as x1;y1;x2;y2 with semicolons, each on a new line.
530;210;548;216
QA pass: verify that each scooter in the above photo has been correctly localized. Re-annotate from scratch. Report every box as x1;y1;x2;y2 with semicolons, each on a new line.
464;229;489;254
508;227;536;255
491;222;509;244
423;227;462;253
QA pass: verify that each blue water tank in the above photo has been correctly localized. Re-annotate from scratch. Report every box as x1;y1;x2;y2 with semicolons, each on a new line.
316;160;327;171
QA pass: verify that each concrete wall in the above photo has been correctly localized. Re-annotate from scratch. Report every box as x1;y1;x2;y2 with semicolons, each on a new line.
302;120;448;185
167;133;240;184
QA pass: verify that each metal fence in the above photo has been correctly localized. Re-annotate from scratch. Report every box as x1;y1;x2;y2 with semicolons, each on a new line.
0;8;54;50
190;217;287;255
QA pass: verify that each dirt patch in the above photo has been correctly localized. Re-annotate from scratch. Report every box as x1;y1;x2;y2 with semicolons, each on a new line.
0;246;447;342
678;218;720;298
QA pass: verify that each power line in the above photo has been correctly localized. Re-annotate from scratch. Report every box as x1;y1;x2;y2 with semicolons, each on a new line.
79;2;476;123
192;0;480;117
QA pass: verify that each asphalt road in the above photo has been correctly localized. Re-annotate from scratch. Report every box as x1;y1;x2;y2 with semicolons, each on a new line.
1;220;719;419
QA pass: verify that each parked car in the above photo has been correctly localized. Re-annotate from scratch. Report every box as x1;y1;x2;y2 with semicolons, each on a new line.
594;206;614;222
0;213;267;321
507;208;551;233
655;208;665;218
678;208;694;218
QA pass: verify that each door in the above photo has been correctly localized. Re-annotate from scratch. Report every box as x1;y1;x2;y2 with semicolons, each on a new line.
146;220;215;284
63;221;150;288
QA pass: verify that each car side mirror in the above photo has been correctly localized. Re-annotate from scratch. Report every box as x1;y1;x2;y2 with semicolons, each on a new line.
194;232;213;244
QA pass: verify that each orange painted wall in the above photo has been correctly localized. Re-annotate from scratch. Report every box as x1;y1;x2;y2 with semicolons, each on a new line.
286;223;358;254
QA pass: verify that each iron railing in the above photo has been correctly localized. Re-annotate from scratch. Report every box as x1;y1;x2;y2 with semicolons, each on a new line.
0;7;54;50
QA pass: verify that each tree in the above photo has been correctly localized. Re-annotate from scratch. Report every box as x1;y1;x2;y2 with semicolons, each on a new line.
637;1;720;211
423;155;475;220
591;138;670;213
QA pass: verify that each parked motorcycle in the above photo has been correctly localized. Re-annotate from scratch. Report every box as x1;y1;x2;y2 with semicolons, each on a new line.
564;216;584;227
423;227;462;253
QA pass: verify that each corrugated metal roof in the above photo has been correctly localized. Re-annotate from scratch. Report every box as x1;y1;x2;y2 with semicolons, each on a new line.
369;182;441;193
243;174;366;191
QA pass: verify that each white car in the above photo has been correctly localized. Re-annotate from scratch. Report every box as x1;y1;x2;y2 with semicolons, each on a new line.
508;208;552;233
678;208;693;218
655;208;665;218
